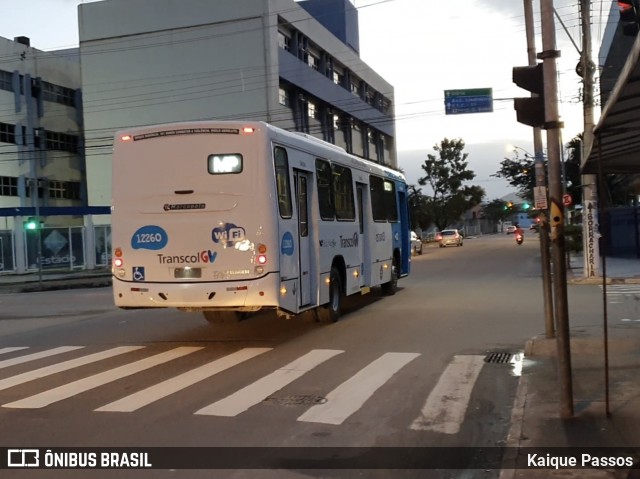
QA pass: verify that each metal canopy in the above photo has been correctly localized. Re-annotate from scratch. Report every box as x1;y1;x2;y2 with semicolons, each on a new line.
583;32;640;174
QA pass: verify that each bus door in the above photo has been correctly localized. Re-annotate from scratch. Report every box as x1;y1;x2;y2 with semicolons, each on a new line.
356;183;370;287
397;189;410;276
294;170;312;307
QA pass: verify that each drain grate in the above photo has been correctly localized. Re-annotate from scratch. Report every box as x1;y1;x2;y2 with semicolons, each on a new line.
263;395;327;406
484;352;513;364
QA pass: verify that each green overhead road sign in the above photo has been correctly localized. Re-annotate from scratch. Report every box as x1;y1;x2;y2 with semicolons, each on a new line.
444;88;493;115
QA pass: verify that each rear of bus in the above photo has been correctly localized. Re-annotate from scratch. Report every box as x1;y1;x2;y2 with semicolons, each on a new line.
111;121;280;315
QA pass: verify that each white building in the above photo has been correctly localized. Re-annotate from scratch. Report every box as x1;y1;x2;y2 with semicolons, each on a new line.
0;36;85;220
0;36;90;273
78;0;397;213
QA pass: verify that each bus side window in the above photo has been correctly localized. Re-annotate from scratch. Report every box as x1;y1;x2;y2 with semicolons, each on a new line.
369;175;386;222
274;146;293;219
316;158;334;221
332;163;355;221
384;180;398;222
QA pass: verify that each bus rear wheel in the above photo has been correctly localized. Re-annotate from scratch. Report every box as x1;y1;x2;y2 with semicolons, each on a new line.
381;257;398;296
203;311;239;324
318;267;343;323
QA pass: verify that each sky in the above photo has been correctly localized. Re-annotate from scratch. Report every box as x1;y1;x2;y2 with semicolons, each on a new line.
0;0;614;200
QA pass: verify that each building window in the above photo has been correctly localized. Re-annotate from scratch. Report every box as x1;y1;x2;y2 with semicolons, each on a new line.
381;98;392;115
308;101;317;119
307;53;319;71
45;130;79;153
40;81;76;107
47;180;81;200
279;87;289;106
0;122;16;144
333;70;344;87
49;180;65;199
350;79;360;96
278;31;291;52
0;176;18;196
333;114;340;130
64;181;81;200
366;88;375;105
0;70;12;92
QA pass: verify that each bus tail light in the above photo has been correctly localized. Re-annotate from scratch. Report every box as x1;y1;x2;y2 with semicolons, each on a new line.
257;254;267;265
120;134;132;141
242;127;255;134
113;247;125;277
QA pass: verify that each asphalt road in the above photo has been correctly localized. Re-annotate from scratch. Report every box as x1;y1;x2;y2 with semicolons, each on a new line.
0;233;572;478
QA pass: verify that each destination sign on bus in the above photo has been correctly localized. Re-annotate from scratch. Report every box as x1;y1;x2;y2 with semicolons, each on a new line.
133;128;239;141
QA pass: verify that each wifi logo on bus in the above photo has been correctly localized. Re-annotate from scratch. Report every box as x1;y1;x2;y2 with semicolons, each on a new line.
212;223;246;246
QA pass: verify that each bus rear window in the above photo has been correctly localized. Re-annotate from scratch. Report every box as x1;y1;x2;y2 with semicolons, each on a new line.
208;154;243;174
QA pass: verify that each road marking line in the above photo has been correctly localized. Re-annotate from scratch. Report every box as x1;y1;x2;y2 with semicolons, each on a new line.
410;355;485;434
297;352;420;425
0;346;143;392
3;347;201;409
0;347;30;357
195;349;344;417
95;348;272;412
0;346;84;369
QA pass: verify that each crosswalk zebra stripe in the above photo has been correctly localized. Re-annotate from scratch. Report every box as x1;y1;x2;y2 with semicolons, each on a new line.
3;347;202;409
95;348;272;413
0;346;84;369
409;355;485;434
297;352;420;425
0;346;144;392
0;347;30;357
195;349;344;417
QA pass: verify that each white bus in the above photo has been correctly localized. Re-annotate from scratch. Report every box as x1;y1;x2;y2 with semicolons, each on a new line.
111;121;411;323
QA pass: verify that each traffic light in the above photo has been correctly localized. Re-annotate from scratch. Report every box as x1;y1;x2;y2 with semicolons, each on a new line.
512;63;545;128
618;0;640;36
522;202;531;211
23;217;41;231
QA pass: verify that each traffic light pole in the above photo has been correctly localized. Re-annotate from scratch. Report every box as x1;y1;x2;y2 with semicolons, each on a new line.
524;0;554;340
540;0;573;418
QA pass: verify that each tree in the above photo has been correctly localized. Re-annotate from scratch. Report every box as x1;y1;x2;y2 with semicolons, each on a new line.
407;185;433;230
492;150;536;202
481;198;511;224
418;138;485;231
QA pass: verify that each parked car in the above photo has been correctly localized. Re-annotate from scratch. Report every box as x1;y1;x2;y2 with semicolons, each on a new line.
410;231;423;256
438;229;463;247
506;225;517;234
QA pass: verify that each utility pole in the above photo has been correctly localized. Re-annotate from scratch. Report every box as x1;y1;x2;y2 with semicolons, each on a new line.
580;0;601;278
540;0;574;418
524;0;554;339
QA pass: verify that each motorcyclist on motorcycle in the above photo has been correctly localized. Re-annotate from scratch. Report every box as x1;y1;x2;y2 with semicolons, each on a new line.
514;223;524;237
514;223;524;244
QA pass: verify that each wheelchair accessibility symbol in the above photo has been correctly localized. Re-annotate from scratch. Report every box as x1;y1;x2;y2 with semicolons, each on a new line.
133;267;145;282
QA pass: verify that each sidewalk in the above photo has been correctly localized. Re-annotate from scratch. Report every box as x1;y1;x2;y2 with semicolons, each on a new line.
501;253;640;478
0;268;111;293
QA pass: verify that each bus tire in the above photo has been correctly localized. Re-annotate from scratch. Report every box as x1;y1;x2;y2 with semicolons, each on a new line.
318;267;343;323
203;311;238;324
381;257;398;296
